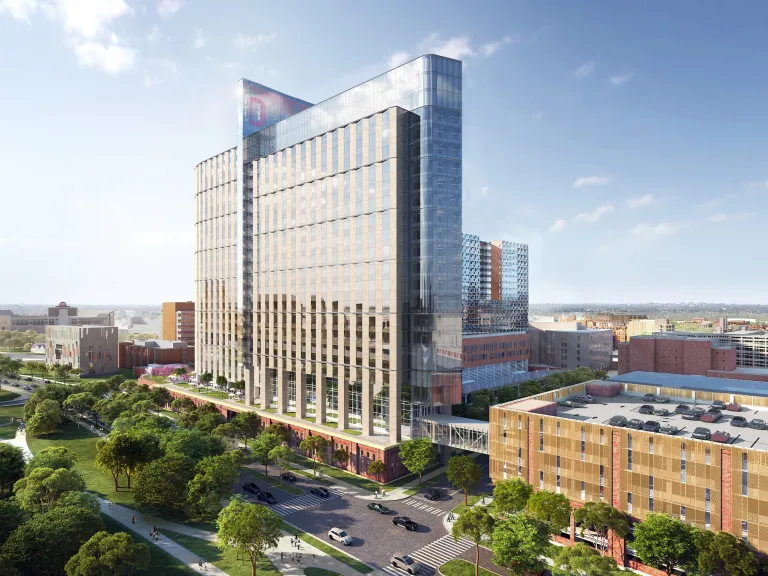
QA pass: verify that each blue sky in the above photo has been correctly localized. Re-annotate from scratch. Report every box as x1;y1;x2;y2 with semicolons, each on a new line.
0;0;766;305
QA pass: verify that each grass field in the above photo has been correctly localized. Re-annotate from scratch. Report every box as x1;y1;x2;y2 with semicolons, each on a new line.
440;559;501;576
282;519;373;574
160;409;179;420
101;514;197;576
0;405;26;440
288;453;384;491
26;421;135;506
160;529;281;576
294;468;335;486
245;468;304;496
0;389;21;402
200;390;229;399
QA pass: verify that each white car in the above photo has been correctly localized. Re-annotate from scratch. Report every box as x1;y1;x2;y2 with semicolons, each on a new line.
391;554;421;574
328;527;353;546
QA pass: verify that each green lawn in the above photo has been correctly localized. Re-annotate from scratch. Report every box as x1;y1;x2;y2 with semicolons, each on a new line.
172;382;191;389
294;468;335;486
440;559;501;576
281;520;373;574
288;453;382;491
0;389;20;401
302;417;316;423
343;429;361;436
402;471;447;496
0;405;26;440
26;421;135;506
101;514;197;576
245;468;304;496
160;529;281;576
322;421;338;429
201;390;229;399
305;569;342;576
160;409;178;420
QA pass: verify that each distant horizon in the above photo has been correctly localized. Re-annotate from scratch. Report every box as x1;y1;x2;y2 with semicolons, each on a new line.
1;301;768;307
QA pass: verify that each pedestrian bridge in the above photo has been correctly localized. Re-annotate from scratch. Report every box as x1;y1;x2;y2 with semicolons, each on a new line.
413;414;489;454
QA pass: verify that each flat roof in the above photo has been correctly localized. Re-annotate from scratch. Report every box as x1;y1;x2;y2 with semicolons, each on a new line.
462;332;527;339
610;371;768;397
555;393;768;451
418;414;489;431
513;399;556;412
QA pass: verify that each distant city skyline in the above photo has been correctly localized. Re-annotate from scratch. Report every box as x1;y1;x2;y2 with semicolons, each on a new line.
2;1;768;303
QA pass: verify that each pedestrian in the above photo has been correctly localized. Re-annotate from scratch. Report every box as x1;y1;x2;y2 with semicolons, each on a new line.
481;496;485;505
132;516;136;524
281;552;283;561
153;525;157;533
198;559;203;569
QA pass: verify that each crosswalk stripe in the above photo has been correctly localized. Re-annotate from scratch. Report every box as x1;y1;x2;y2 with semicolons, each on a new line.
403;535;474;570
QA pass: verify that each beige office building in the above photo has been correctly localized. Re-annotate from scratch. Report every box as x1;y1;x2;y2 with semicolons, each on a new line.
45;326;119;376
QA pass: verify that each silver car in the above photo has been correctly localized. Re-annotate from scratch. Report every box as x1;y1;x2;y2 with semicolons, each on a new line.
328;527;352;545
391;554;421;575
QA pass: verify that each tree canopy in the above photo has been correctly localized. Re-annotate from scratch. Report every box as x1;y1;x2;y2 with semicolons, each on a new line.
452;506;495;576
65;530;150;576
526;489;572;534
492;478;532;516
398;437;435;484
217;499;282;576
491;513;551;576
132;454;196;517
552;542;622;576
632;512;698;576
0;444;25;498
13;467;86;514
446;455;483;505
697;530;759;576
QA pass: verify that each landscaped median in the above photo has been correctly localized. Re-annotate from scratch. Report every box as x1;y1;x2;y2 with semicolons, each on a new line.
439;559;501;576
0;389;21;402
244;468;304;496
280;519;373;574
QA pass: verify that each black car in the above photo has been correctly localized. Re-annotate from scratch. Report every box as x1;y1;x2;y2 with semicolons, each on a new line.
675;404;690;414
643;393;670;404
608;415;627;427
638;405;655;415
257;492;277;505
423;488;443;501
659;425;680;435
711;400;726;410
731;416;748;428
682;408;706;421
692;427;712;440
242;482;260;495
626;419;644;430
310;487;331;498
571;395;596;404
393;516;418;531
43;379;51;383
707;406;722;414
749;419;767;430
23;377;32;382
367;502;391;514
642;420;661;433
281;472;297;482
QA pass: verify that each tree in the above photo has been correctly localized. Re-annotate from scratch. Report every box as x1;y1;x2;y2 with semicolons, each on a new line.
697;529;759;576
95;436;129;491
195;411;226;434
0;499;26;543
25;445;78;475
186;452;242;520
24;383;70;420
233;412;261;449
491;513;551;576
447;455;483;505
217;499;282;576
63;392;96;419
65;530;150;576
574;502;629;555
492;478;532;516
173;367;188;378
0;444;25;498
171;396;196;414
452;506;495;576
252;432;282;475
398;437;435;484
201;372;213;385
632;512;698;576
0;504;103;576
552;542;622;576
13;467;86;514
150;386;173;410
216;375;228;389
526;489;571;534
55;491;101;515
368;459;386;482
27;398;62;436
161;428;225;461
213;422;242;450
332;448;350;468
132;454;196;517
269;445;294;477
54;363;70;381
69;367;82;378
299;436;329;476
265;422;290;443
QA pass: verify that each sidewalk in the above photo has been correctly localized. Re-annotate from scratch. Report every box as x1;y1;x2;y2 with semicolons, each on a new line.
443;496;495;534
268;531;371;576
0;428;32;460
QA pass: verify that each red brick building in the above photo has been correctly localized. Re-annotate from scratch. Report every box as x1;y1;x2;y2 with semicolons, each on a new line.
461;332;529;367
619;336;736;376
119;340;193;371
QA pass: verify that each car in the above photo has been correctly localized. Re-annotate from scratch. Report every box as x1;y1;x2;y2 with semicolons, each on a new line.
608;415;627;427
393;516;418;531
707;406;722;414
643;393;670;403
701;412;722;423
23;377;32;382
242;482;260;495
682;408;706;421
711;400;726;410
423;488;443;501
310;487;331;498
675;404;691;414
653;408;671;417
367;502;391;514
731;416;748;428
557;400;577;408
692;427;711;440
626;419;644;430
328;528;353;545
642;420;661;433
749;419;767;430
22;386;32;391
712;431;731;444
257;492;277;505
726;402;742;412
659;425;681;435
391;554;422;575
43;379;51;383
571;394;596;404
638;405;655;415
281;472;297;482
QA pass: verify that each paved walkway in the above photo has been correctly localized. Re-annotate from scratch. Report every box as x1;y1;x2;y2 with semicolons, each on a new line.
442;496;495;533
0;428;32;460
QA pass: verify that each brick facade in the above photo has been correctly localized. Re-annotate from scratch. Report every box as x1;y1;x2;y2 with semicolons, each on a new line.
119;341;193;370
619;336;738;376
722;449;732;534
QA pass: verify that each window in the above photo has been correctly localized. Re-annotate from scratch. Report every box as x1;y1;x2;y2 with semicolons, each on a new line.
680;505;686;521
627;434;633;471
539;419;544;452
368;116;376;163
742;520;748;541
681;444;687;483
649;476;654;512
600;429;605;445
581;481;586;501
705;447;711;465
556;421;560;436
627;492;632;513
648;438;654;454
517;447;522;476
742;453;748;496
580;426;586;461
539;470;544;489
556;456;561;493
705;488;711;529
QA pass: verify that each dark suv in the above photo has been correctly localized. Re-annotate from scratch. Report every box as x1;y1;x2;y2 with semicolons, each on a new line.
642;421;661;433
638;405;655;415
731;416;748;428
626;419;644;430
423;488;443;501
393;516;418;531
691;427;711;440
674;404;690;415
608;415;627;427
682;407;706;421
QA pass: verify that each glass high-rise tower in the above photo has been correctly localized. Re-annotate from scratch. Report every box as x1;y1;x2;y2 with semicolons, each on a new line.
196;55;462;444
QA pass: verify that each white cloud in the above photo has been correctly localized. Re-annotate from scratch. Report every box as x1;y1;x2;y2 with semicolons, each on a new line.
747;180;768;188
387;51;410;69
192;27;206;48
157;0;182;18
573;176;610;188
549;219;567;232
146;24;165;44
706;212;752;223
233;32;276;48
49;0;133;39
573;60;595;79
419;32;475;60
574;204;614;223
610;72;634;85
696;193;739;210
0;0;39;22
632;221;689;236
626;194;654;208
481;34;517;56
74;35;136;74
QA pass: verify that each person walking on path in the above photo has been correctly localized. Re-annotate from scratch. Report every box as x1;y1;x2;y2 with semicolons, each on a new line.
131;516;136;524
